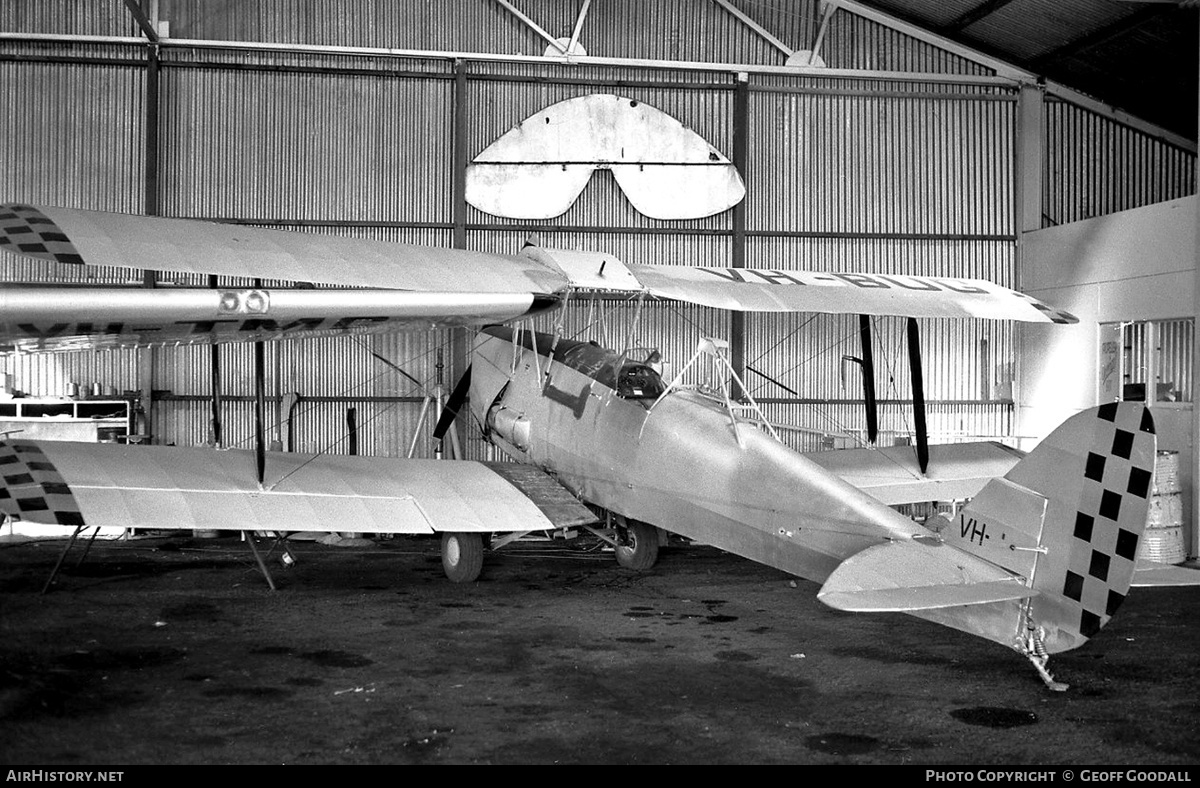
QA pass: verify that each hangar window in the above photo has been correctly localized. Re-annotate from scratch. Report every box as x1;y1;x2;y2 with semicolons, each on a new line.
1099;318;1193;404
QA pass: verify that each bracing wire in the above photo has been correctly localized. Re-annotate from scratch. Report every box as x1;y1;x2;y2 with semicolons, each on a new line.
220;331;469;486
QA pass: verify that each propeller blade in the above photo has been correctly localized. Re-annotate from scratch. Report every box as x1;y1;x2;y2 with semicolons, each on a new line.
433;366;472;441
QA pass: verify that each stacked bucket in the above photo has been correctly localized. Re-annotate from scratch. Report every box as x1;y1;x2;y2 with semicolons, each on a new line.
1138;450;1188;564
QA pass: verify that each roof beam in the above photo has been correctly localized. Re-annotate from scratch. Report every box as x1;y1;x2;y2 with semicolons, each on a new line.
2;23;1191;152
122;0;158;42
1032;6;1165;69
834;0;1029;79
567;0;591;55
495;0;568;54
713;0;794;58
0;31;1012;86
832;0;1195;152
942;0;1021;34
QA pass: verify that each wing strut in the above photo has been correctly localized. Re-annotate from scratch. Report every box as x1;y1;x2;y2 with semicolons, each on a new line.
906;317;929;474
254;335;267;487
208;276;223;448
859;314;878;444
210;346;223;447
244;272;269;485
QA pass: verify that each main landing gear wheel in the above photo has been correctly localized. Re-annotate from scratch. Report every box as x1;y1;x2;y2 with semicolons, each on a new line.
441;532;483;583
614;517;659;571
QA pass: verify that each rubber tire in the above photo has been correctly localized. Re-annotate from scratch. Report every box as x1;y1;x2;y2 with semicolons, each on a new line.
441;532;484;583
615;518;660;571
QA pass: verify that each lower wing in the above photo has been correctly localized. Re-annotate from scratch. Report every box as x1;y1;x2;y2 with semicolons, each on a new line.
0;439;596;535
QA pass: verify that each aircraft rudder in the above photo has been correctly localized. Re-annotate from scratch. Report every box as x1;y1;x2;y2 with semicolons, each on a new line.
953;403;1157;655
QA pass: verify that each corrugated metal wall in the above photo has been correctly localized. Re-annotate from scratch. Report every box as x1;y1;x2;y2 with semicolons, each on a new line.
0;0;1192;464
1045;99;1195;226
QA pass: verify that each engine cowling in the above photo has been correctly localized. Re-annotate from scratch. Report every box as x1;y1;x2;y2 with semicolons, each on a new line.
487;404;531;452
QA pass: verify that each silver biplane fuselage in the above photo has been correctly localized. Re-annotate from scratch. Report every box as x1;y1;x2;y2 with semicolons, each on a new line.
470;325;923;585
466;325;1164;680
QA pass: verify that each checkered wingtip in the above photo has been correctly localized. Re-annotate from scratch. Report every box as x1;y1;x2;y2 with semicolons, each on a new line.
0;203;84;266
0;440;85;526
1011;290;1078;325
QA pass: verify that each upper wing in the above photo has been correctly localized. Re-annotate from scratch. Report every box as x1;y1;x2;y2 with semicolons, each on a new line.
0;286;561;353
0;203;567;292
0;438;597;535
1;202;1077;353
805;442;1026;506
526;247;1078;323
628;263;1078;323
0;202;569;351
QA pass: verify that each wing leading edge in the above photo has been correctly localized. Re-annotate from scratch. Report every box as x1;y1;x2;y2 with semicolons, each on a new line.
0;286;560;353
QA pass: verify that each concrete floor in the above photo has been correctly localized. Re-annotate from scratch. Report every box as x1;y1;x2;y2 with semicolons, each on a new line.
1;532;1198;765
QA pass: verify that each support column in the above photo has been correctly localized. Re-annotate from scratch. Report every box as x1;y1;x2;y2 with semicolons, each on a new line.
1192;14;1199;559
448;58;471;456
138;39;161;442
1013;81;1044;448
730;71;749;400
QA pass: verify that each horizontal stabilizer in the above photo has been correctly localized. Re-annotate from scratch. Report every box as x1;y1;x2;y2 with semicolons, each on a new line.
818;538;1032;613
820;580;1038;613
1132;561;1200;587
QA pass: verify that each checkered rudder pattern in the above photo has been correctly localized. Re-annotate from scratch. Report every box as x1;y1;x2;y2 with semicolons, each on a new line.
1058;403;1155;638
0;441;85;526
0;203;84;265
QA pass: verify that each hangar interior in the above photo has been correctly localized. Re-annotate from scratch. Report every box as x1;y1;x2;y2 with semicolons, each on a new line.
1;0;1196;561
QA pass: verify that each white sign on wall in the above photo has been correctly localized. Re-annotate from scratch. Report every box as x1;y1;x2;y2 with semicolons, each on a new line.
466;94;746;221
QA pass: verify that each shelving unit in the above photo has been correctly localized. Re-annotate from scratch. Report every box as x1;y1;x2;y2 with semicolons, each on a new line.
0;399;131;443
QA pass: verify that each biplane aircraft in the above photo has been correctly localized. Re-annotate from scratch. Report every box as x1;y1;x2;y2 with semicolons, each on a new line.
0;201;1187;690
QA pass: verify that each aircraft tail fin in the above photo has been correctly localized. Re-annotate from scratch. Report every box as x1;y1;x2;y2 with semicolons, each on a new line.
942;403;1157;655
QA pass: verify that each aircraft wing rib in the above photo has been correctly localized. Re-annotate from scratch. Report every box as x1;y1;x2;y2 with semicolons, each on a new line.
0;439;593;535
